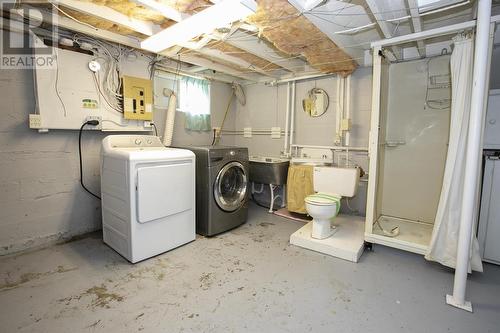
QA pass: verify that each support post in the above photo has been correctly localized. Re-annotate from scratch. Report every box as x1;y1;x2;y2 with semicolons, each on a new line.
365;46;382;236
284;82;291;156
446;0;492;312
289;81;296;157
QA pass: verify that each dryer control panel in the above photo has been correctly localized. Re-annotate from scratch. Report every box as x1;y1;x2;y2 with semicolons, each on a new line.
107;135;163;148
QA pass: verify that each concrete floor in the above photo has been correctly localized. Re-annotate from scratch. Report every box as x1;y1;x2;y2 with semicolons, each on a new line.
1;204;499;333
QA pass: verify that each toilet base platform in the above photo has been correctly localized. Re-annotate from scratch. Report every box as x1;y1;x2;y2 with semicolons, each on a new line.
290;215;365;263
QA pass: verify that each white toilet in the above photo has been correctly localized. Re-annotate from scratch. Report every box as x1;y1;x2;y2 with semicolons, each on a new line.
305;166;360;239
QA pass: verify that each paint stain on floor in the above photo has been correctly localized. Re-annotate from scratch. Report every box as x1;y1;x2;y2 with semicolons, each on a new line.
0;265;77;291
84;285;124;309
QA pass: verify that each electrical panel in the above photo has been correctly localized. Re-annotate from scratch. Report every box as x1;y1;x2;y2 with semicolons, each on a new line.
122;76;153;121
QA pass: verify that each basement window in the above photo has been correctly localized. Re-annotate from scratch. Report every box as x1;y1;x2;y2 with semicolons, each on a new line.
179;77;211;131
417;0;466;13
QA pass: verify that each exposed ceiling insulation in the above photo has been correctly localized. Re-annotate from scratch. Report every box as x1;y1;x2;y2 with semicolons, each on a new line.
63;0;213;35
88;0;210;18
51;0;294;78
247;0;357;76
86;0;166;24
206;41;282;72
190;51;255;73
57;6;148;37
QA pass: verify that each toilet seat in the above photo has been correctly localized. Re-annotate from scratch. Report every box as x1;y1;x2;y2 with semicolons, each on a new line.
305;193;342;213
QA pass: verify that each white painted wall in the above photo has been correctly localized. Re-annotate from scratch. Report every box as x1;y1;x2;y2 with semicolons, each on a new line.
0;67;235;255
233;67;373;156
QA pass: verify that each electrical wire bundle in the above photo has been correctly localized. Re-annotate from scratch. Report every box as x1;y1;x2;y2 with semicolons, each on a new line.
72;35;136;113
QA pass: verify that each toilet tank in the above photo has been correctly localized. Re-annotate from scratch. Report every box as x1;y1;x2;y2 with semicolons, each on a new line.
313;167;360;197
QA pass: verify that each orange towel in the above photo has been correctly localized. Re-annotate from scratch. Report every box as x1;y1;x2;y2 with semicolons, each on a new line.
286;164;314;214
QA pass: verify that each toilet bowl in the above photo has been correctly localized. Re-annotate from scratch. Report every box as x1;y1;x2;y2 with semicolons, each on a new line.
305;167;360;240
305;193;341;239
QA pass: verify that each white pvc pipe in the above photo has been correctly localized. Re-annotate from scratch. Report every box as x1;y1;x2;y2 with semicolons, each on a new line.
291;144;368;152
162;92;177;146
289;81;296;156
284;82;291;156
335;76;343;145
371;20;476;48
447;0;491;312
271;73;333;84
345;75;351;147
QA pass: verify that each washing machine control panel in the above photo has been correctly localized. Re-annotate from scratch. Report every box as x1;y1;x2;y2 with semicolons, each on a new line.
208;148;248;165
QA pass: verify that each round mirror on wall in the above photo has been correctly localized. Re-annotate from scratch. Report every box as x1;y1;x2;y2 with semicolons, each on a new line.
302;88;329;117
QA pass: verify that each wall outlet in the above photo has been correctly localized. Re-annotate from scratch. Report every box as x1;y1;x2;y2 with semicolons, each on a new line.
213;126;221;137
243;127;252;138
29;114;42;129
85;116;102;130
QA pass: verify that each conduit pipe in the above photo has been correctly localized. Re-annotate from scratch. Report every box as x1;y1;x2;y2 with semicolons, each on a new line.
284;82;291;156
289;81;296;156
447;0;491;312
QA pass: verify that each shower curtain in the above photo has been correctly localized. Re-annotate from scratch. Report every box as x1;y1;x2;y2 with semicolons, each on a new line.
425;35;483;272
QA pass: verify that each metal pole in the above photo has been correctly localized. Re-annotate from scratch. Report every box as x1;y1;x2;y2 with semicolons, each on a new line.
446;0;491;312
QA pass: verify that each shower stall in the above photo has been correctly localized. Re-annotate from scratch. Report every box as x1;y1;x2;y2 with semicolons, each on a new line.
365;52;453;254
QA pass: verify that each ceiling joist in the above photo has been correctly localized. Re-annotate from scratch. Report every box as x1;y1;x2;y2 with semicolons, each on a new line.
47;1;284;80
10;6;254;82
407;0;427;57
215;30;309;73
9;0;475;81
51;0;160;36
180;45;279;78
130;0;188;22
364;0;401;61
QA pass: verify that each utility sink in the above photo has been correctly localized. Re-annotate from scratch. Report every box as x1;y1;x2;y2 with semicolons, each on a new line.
249;156;290;185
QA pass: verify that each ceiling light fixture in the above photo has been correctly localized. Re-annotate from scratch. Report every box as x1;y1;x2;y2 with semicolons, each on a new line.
141;0;257;53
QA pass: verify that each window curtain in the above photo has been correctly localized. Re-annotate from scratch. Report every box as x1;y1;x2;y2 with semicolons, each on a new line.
179;77;211;131
425;34;483;272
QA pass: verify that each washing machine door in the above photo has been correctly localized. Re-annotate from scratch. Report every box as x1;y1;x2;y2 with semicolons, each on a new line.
214;161;248;212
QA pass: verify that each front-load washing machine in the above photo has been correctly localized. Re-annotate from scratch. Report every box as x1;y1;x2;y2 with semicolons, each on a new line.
101;135;196;263
182;146;249;236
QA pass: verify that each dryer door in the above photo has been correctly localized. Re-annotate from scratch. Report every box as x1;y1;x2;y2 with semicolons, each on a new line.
137;162;193;223
214;161;248;212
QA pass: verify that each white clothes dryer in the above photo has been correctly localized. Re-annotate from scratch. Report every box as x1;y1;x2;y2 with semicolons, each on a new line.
101;135;195;263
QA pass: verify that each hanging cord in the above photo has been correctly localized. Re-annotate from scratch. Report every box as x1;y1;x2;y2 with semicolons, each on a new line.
54;55;67;117
213;90;235;145
211;129;217;145
151;123;158;137
79;121;101;200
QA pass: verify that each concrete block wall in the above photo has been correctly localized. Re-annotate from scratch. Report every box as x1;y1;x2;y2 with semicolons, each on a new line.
0;67;235;255
0;68;104;255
